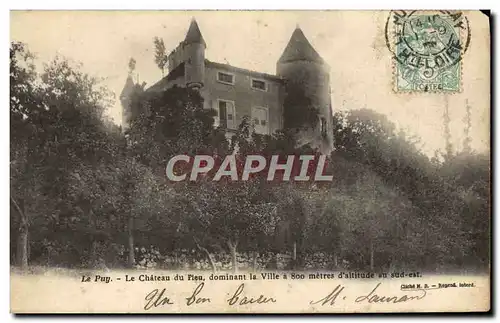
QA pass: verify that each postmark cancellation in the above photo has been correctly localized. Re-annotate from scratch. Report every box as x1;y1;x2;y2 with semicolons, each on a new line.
385;10;471;93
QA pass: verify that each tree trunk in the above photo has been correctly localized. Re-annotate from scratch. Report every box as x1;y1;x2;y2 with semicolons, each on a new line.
228;240;238;273
205;251;217;272
91;240;98;267
370;240;374;271
128;216;135;268
252;251;258;271
174;251;179;269
17;226;28;270
11;196;28;270
292;241;297;270
194;238;217;272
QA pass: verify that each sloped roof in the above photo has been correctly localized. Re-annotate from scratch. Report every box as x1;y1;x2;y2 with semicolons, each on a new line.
184;18;206;47
146;62;185;93
278;27;324;64
119;75;135;99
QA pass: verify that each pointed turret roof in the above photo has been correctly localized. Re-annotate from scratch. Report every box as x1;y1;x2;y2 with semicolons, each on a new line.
278;27;324;64
120;75;135;99
184;18;206;47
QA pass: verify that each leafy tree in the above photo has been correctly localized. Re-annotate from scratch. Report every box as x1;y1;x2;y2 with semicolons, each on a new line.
114;155;179;268
10;42;119;269
10;39;489;273
10;42;42;269
439;152;490;269
153;37;168;77
127;85;220;171
330;108;489;271
176;177;277;272
128;58;136;75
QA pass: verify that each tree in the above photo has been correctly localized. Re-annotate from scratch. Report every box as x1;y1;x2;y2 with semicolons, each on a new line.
330;108;490;271
177;177;277;272
178;120;322;272
126;84;229;269
10;42;40;269
10;42;119;269
153;37;168;77
443;97;453;160
127;87;317;271
115;155;177;269
439;152;490;269
462;100;472;154
128;85;218;171
128;57;136;76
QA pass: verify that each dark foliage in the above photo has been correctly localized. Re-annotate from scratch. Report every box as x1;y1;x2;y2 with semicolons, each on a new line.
10;42;490;273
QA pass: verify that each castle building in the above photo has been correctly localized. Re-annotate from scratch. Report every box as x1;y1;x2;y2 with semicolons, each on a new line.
121;18;334;154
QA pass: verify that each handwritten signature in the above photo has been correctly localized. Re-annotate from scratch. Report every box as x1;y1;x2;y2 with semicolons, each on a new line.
144;281;427;310
310;283;427;306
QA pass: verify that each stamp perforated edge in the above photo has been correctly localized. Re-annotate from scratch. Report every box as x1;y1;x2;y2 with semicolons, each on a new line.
386;10;469;95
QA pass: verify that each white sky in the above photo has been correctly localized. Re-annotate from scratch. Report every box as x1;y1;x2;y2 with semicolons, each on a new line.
10;10;490;157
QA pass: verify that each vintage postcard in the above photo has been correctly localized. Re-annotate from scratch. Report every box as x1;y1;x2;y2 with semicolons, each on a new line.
10;10;490;313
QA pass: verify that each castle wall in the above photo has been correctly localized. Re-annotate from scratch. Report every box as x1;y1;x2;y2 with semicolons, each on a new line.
184;43;205;88
277;61;334;153
167;42;186;73
124;22;335;154
202;65;284;135
145;63;285;137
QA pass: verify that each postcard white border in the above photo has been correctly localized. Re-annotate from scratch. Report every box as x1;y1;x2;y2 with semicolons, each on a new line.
3;1;498;322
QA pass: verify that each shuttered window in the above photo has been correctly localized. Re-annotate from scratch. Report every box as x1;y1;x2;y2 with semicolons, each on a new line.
251;79;267;91
215;100;236;129
217;72;234;85
251;107;269;134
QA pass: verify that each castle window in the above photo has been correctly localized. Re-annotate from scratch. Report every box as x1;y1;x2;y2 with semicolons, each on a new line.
216;99;236;129
252;107;269;135
217;71;235;85
320;117;327;137
251;78;267;91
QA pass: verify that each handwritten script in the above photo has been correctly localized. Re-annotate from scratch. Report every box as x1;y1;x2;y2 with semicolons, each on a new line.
143;282;277;310
144;282;427;311
310;283;427;306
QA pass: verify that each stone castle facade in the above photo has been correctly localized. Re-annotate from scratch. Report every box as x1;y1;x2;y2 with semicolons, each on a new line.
120;18;334;153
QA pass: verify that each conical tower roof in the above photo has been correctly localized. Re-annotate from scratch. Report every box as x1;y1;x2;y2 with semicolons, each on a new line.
184;18;206;47
278;27;324;64
120;75;135;99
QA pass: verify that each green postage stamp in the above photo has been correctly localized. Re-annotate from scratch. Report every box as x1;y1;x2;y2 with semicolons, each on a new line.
385;10;471;93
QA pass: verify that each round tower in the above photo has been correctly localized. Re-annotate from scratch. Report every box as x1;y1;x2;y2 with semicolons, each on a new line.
183;18;206;89
277;27;334;154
